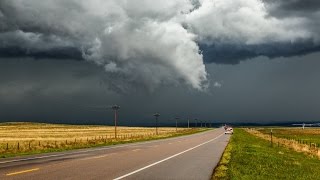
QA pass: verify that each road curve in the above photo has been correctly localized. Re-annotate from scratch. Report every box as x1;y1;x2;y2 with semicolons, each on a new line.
0;128;230;180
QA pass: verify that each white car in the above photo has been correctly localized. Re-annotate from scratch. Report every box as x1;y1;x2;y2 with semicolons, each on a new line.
225;128;233;134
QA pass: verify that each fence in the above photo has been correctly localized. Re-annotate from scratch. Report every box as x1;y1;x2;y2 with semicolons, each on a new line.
279;136;319;153
245;128;320;158
0;129;196;156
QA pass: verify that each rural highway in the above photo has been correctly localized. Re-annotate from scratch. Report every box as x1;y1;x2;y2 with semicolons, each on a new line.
0;128;230;180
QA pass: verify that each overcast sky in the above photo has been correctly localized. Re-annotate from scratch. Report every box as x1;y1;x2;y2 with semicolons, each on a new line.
1;0;320;125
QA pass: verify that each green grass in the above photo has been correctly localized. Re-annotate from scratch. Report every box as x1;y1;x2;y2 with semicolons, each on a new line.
213;129;320;180
212;139;232;180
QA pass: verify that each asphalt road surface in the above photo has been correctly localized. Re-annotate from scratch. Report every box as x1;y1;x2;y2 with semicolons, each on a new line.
0;128;230;180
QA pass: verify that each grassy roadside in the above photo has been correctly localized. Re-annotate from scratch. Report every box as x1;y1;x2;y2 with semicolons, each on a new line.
212;129;320;180
0;124;209;158
212;136;232;179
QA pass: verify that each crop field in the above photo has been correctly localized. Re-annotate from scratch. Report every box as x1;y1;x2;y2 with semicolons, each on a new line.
0;122;203;158
213;129;320;180
256;127;320;145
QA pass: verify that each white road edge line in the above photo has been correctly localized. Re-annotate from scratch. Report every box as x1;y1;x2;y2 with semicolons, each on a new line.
113;133;224;180
0;129;218;165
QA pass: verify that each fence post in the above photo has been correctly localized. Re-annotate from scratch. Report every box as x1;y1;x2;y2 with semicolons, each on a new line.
17;142;19;150
270;129;273;147
6;143;9;150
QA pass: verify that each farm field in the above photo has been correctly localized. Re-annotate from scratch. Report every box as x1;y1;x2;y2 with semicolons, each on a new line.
213;128;320;180
0;122;205;158
256;127;320;145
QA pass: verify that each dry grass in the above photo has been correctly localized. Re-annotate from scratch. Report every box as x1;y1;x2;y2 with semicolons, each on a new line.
0;122;185;142
245;128;320;159
0;122;201;157
257;127;320;144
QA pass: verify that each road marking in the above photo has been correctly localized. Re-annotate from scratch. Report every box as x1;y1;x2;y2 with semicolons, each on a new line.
113;133;224;180
81;155;108;160
80;153;116;161
6;168;39;176
132;149;141;152
0;129;219;165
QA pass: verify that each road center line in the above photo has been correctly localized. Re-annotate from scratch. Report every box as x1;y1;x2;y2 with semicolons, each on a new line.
6;168;40;176
113;133;224;180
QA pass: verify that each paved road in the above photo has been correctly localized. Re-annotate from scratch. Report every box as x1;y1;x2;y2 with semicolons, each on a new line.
0;128;230;180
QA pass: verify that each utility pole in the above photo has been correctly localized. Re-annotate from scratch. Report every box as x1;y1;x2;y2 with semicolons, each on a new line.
111;105;120;139
195;118;198;128
188;118;190;129
175;117;179;132
153;113;160;135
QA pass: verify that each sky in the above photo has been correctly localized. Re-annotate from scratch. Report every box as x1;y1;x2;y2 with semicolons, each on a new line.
0;0;320;126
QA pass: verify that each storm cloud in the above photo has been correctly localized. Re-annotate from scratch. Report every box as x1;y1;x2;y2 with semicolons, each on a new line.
185;0;320;64
1;0;320;91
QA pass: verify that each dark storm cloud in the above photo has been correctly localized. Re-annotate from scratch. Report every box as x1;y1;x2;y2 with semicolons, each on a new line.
262;0;320;42
201;40;320;64
263;0;320;15
2;53;320;125
0;0;207;90
0;46;83;60
185;0;320;64
1;0;320;125
0;0;320;91
262;0;320;44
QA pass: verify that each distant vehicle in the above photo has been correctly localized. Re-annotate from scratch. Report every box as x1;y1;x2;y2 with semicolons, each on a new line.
225;127;233;134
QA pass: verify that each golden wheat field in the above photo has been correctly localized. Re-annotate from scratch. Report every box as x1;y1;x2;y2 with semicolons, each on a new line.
0;122;199;157
0;122;187;142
